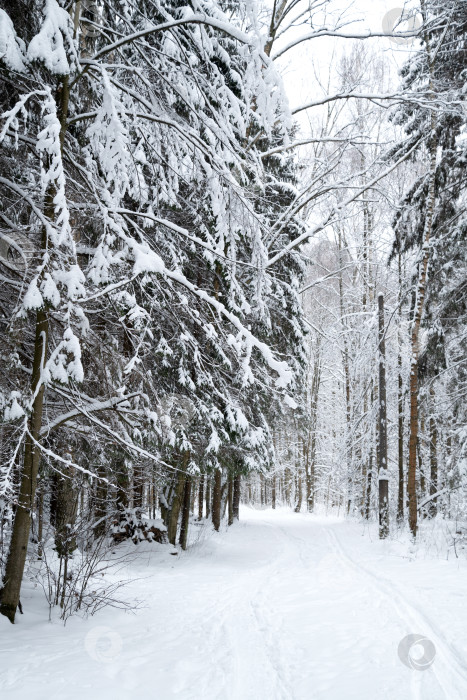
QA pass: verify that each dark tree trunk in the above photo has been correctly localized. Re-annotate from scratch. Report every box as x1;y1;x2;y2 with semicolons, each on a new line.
212;468;222;531
365;451;373;520
285;467;291;506
37;484;44;559
167;462;187;545
198;474;204;520
294;472;303;513
190;478;196;514
179;475;192;550
93;464;108;538
205;476;211;519
54;466;78;558
233;474;241;520
227;476;234;526
0;75;72;623
0;305;49;623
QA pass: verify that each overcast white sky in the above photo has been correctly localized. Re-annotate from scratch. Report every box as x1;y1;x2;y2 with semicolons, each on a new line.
270;0;421;126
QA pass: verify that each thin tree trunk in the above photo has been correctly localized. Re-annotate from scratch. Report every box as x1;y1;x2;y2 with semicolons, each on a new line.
0;309;49;623
133;464;144;510
285;467;291;506
428;386;438;518
190;478;196;515
37;479;44;560
418;411;426;497
152;472;157;519
212;468;222;531
397;252;405;522
198;474;204;520
220;481;228;520
93;464;108;538
233;474;241;520
294;469;303;513
167;462;187;545
227;476;234;526
397;381;404;513
365;450;373;520
54;464;78;558
179;475;192;550
306;345;320;513
408;5;437;537
205;476;211;519
0;74;73;622
337;228;352;514
378;294;389;538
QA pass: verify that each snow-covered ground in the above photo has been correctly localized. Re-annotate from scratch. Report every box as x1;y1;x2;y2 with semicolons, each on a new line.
1;508;467;699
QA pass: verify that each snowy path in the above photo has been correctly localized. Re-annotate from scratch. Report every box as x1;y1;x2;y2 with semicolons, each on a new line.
2;508;467;699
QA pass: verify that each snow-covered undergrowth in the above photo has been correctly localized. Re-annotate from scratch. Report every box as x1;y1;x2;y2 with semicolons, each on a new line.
2;507;467;699
383;516;467;564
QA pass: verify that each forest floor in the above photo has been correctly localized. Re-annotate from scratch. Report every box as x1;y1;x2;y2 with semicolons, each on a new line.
1;507;467;700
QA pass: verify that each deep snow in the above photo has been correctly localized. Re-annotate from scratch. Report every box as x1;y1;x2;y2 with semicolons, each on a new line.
1;508;467;699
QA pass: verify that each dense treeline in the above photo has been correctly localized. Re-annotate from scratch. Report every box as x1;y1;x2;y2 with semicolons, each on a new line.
0;0;308;622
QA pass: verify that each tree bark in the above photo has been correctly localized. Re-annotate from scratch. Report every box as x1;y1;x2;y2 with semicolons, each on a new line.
0;74;73;622
205;476;211;519
365;450;373;520
54;464;78;558
407;3;437;538
397;358;404;521
397;251;405;522
212;468;222;531
179;474;192;550
337;228;352;514
37;484;44;559
133;464;144;510
378;293;389;538
227;476;234;526
198;474;204;520
294;471;303;512
0;308;49;622
233;473;241;520
93;464;108;538
305;345;320;512
428;386;438;518
167;463;187;545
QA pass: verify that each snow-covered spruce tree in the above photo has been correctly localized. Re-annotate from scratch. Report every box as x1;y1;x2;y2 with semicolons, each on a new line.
160;5;307;535
390;0;467;535
0;0;301;621
249;127;309;506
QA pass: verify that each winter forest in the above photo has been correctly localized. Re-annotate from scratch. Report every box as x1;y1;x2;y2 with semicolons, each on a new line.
0;0;466;697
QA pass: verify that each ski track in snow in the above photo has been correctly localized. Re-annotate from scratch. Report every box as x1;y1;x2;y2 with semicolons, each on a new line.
1;508;467;700
324;525;467;699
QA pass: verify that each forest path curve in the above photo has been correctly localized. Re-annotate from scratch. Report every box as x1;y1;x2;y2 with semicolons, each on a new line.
1;508;467;700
